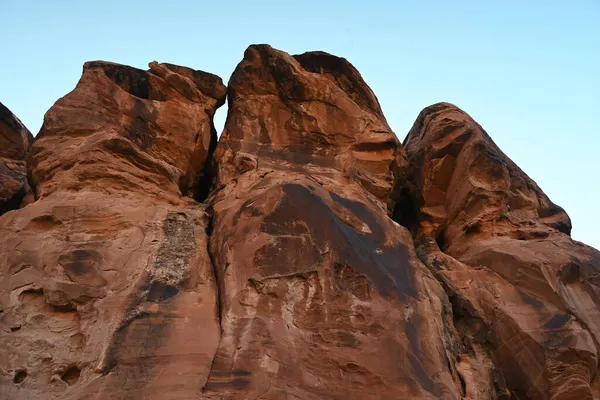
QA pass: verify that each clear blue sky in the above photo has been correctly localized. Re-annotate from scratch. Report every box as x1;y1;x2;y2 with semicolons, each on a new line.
1;1;598;248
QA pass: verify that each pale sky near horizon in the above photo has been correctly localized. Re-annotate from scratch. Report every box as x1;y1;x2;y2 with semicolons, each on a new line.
1;1;598;248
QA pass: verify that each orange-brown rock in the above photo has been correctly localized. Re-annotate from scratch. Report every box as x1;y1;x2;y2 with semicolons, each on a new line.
204;45;466;399
401;102;600;399
0;61;225;399
0;102;34;214
214;45;407;212
1;46;600;400
30;61;225;201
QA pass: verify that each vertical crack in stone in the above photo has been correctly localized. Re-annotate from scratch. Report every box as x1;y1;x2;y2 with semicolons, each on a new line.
201;208;223;392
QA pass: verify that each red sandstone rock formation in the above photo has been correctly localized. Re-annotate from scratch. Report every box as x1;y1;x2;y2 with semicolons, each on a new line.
0;45;598;400
401;103;600;399
205;45;459;399
0;102;34;214
0;61;225;399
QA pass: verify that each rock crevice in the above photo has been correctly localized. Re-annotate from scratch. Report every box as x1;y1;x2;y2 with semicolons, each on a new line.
1;46;599;400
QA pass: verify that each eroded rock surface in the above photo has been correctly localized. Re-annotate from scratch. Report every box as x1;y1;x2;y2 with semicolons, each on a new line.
401;102;600;399
204;45;464;399
30;60;226;201
0;61;225;399
1;46;599;400
214;45;407;212
0;102;34;214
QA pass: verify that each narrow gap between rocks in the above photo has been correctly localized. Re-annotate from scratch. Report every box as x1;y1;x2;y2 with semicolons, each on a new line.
193;93;228;203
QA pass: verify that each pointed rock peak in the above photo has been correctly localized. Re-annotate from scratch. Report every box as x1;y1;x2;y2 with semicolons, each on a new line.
399;101;571;244
215;44;406;210
293;50;384;118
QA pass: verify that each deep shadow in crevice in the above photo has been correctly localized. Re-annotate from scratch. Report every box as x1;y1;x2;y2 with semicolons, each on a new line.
435;228;447;252
392;186;420;234
194;93;227;203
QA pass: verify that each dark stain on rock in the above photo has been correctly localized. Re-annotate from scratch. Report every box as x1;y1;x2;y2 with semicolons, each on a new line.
260;184;417;301
542;313;571;330
518;290;546;310
333;263;371;301
231;370;252;377
58;249;107;287
100;212;197;394
254;236;321;277
127;99;158;150
559;262;581;284
146;282;179;303
404;314;438;395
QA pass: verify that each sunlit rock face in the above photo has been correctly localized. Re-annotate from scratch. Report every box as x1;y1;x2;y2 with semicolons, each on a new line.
0;45;598;400
0;61;225;400
204;45;461;399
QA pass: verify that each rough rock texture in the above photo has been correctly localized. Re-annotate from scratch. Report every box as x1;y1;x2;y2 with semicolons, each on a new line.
30;60;226;201
0;102;34;214
214;45;407;212
0;61;225;399
203;45;466;399
1;45;600;400
401;102;600;399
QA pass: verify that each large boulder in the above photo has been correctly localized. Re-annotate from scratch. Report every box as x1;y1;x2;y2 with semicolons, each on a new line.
401;102;600;399
0;102;34;214
0;61;225;399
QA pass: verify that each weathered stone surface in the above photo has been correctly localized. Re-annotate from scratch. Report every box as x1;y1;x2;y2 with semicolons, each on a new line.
214;44;407;212
0;102;34;214
30;60;226;201
1;46;600;400
204;45;465;399
0;61;224;399
402;102;600;399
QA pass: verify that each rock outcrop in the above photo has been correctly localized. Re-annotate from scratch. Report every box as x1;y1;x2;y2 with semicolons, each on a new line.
0;102;34;214
0;61;225;399
205;45;461;399
401;102;600;399
0;46;599;400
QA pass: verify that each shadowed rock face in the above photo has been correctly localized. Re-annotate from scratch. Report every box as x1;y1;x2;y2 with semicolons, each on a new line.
0;102;34;214
0;46;599;400
203;45;463;399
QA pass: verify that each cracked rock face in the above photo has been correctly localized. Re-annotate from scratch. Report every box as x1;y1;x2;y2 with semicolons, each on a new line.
1;46;599;400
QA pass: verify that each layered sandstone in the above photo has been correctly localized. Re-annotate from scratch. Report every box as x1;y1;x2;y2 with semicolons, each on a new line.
1;45;599;400
401;102;600;399
0;61;225;399
205;45;465;399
